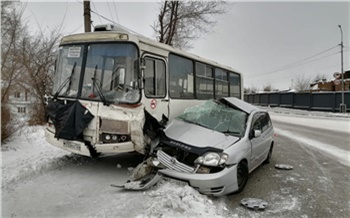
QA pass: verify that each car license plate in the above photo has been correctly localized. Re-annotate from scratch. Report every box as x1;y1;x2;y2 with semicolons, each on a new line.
63;141;81;151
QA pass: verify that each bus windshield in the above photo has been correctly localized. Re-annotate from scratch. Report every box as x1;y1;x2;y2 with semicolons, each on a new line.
53;43;140;104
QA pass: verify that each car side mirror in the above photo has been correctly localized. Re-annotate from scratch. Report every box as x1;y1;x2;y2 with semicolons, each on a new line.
254;130;262;138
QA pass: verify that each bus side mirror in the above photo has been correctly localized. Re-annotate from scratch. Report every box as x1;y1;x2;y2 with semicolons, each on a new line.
139;58;146;89
140;57;146;70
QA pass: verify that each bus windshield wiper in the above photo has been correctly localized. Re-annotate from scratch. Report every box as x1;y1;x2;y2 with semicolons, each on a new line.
91;65;110;106
54;62;76;99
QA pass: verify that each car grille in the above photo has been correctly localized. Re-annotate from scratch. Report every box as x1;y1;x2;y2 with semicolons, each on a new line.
157;150;195;173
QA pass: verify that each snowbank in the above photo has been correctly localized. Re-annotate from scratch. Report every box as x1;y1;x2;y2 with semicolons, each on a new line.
270;113;349;134
138;179;228;218
1;126;83;188
261;106;350;118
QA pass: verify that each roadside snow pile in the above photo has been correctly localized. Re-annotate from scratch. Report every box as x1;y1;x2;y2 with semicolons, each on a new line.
261;106;350;118
139;179;227;218
1;126;83;188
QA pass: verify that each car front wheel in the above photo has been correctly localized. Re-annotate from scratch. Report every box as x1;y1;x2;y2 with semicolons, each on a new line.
236;161;249;193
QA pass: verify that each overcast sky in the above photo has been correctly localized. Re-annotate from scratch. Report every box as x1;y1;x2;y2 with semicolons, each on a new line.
22;1;349;90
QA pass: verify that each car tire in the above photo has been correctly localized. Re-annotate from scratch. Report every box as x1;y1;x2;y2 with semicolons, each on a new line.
263;145;273;164
236;161;249;193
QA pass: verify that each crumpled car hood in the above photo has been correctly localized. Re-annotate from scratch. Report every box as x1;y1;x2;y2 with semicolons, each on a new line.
164;119;240;150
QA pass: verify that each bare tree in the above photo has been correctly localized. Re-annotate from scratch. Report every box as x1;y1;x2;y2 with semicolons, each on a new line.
313;73;328;83
263;84;272;92
1;2;61;127
1;2;26;102
152;1;228;50
19;28;61;125
249;85;259;94
294;74;311;92
1;2;27;142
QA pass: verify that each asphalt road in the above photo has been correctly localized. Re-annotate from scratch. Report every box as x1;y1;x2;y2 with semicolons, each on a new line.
225;118;350;218
2;115;350;218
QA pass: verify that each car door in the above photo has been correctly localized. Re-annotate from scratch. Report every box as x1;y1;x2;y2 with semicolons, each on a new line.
249;112;270;168
259;113;273;162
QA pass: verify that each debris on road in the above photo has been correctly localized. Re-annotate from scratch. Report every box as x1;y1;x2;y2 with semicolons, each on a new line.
241;198;268;210
275;164;294;170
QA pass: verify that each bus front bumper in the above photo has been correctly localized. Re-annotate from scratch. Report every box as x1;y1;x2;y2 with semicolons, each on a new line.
45;128;135;157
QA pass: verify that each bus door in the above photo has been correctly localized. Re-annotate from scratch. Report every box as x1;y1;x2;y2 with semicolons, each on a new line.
142;55;169;122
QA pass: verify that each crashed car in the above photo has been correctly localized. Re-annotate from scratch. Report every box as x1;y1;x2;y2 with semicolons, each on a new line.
121;97;274;196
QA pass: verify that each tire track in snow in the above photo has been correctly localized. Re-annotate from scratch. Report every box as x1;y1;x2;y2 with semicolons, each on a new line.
274;128;350;167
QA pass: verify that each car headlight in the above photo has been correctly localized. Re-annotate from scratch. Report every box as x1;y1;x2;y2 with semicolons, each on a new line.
195;153;229;166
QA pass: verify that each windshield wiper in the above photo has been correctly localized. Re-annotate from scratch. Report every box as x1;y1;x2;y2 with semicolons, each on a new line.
91;65;110;106
53;62;76;99
221;130;241;136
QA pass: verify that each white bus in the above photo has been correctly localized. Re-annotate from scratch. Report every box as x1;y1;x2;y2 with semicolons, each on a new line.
45;24;243;157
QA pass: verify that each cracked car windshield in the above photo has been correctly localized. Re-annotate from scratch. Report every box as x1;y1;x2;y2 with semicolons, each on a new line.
53;43;140;104
176;100;247;137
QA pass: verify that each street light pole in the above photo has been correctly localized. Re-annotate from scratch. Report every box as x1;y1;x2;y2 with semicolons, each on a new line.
338;25;346;113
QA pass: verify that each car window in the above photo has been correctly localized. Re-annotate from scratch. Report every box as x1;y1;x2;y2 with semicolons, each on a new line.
253;118;262;131
261;114;269;132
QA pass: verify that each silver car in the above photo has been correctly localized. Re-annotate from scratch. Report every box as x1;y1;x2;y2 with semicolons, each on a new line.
151;97;274;196
119;97;274;196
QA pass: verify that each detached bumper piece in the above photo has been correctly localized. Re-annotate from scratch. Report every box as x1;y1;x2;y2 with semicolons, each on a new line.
112;173;162;190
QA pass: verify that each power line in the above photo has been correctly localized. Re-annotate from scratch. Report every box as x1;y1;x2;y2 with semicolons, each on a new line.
112;1;120;24
76;0;117;25
91;2;102;24
106;2;115;23
68;23;84;35
254;45;339;76
251;50;343;79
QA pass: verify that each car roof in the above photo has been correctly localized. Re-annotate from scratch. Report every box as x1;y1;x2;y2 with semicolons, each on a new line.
220;97;261;114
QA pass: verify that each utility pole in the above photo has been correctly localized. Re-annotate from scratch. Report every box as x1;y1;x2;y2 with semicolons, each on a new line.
338;25;346;113
84;1;91;32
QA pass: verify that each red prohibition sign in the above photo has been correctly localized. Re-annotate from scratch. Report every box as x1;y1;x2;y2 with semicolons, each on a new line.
150;99;157;109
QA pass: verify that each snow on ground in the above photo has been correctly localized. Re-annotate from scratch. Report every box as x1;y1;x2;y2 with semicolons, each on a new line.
139;179;228;218
1;126;228;217
262;106;350;119
270;113;349;134
273;128;350;167
1;126;74;188
266;107;350;167
263;106;350;133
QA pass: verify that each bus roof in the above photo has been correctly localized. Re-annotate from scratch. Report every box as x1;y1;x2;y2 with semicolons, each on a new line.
60;29;242;75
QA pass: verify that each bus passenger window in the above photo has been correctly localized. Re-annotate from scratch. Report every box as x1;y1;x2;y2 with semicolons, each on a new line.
196;62;214;99
144;57;166;97
169;54;194;99
229;72;241;98
215;68;229;98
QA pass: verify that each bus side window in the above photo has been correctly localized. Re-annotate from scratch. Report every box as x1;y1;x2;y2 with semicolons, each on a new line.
144;57;166;97
229;72;241;98
169;54;194;99
196;62;214;99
